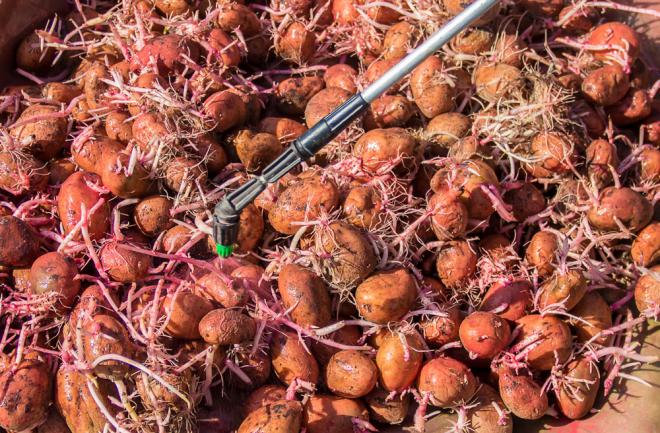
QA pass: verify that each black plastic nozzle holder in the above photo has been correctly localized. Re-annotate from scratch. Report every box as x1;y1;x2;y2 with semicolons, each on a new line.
213;93;369;249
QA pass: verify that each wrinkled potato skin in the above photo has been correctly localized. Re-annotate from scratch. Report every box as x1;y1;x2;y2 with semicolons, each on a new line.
276;22;315;63
504;183;546;221
199;309;256;345
29;252;80;311
498;368;548;420
420;304;462;347
134;195;174;237
453;28;494;55
459;312;511;359
343;186;383;228
311;325;362;366
0;357;52;432
537;270;587;311
195;271;249;308
326;350;378;398
271;332;320;385
164;292;214;339
376;331;425;392
0;151;48;195
428;191;469;240
319;221;377;287
364;95;414;129
608;89;652;126
514;315;572;370
480;280;532;321
355;268;417;323
634;265;660;313
365;388;411;425
587;187;652;232
418;356;478;407
581;64;630;106
436;240;478;287
0;215;40;267
278;264;332;327
570;291;612;345
631;222;660;267
303;395;369;433
525;231;558;277
238;401;303;433
234;130;283;172
556;358;600;419
466;384;513;433
105;111;134;143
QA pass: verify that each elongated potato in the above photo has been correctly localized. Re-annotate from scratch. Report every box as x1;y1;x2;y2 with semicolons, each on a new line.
537;269;587;310
318;221;377;287
278;264;332;327
376;330;425;392
513;315;572;370
498;367;548;420
271;332;319;385
555;357;600;419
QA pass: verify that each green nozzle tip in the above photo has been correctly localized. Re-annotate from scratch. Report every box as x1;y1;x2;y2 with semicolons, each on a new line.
216;244;234;258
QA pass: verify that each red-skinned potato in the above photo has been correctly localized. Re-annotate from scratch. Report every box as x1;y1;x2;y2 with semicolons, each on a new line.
269;174;339;235
376;330;425;392
418;356;478;407
364;95;415;129
323;64;358;93
473;63;523;102
278;263;332;327
318;221;377;287
459;311;511;359
238;400;303;433
29;252;80;311
57;172;110;241
0;215;40;267
634;265;659;313
131;34;199;74
420;304;462;347
581;64;630;106
513;314;572;370
276;22;315;64
271;331;319;385
631;222;660;267
498;367;548;419
163;292;214;339
275;76;325;115
99;150;152;198
99;240;152;282
570;291;612;345
199;308;257;345
243;385;288;417
480;280;532;321
436;240;478;287
411;56;455;118
303;395;369;433
353;127;418;174
525;230;558;277
305;87;353;127
365;387;411;425
355;268;417;324
0;355;52;432
10;104;68;160
555;357;600;419
134;195;174;237
537;269;587;311
428;189;469;240
258;117;307;145
204;90;247;132
587;187;652;232
587;22;640;64
206;28;241;67
0;151;48;195
325;350;378;398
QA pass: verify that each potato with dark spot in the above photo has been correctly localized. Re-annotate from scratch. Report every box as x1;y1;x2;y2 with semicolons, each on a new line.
234;130;283;172
343;186;383;229
537;269;587;311
503;183;546;221
276;76;325;115
452;27;494;55
82;314;136;377
459;312;511;359
436;240;477;287
570;291;612;345
353;128;418;174
134;195;174;237
29;252;80;311
278;264;332;327
305;87;353;128
318;221;377;287
587;187;652;232
364;95;415;129
105;111;134;143
326;350;378;398
513;314;572;370
581;64;630;106
608;89;652;126
163;292;214;339
411;56;455;118
99;240;152;283
238;400;303;433
480;280;532;321
71;135;124;174
0;215;40;267
418;356;478;407
271;331;319;385
376;330;425;392
55;367;115;433
634;265;659;312
631;222;660;267
0;355;51;432
199;308;256;345
244;385;288;417
303;395;369;433
355;268;417;324
420;304;462;347
555;358;600;419
10;104;68;160
365;388;411;425
498;367;548;420
474;63;523;102
525;231;558;277
428;190;469;240
586;139;619;188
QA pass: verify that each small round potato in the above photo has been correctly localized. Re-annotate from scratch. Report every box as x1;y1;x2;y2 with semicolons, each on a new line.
355;268;417;324
325;350;378;398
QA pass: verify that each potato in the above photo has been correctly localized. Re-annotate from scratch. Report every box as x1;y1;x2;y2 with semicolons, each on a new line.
498;367;548;420
343;186;383;228
586;139;619;188
382;21;416;60
238;401;303;433
311;325;361;366
365;388;411;425
199;308;256;345
55;367;115;433
237;203;265;253
480;280;532;321
410;56;455;118
517;0;563;17
99;150;152;199
428;190;469;240
459;312;511;359
332;0;360;25
425;112;471;153
303;395;369;433
570;291;612;345
353;127;418;174
155;0;191;15
526;132;576;178
195;269;249;308
581;64;630;107
436;240;477;287
326;350;378;398
234;130;283;172
420;304;462;347
355;268;416;324
232;350;272;390
364;95;414;129
163;292;214;339
244;385;288;416
258;117;307;145
129;113;170;149
136;368;192;413
525;230;558;277
105;111;133;143
161;225;206;255
206;28;241;67
16;31;57;72
513;314;572;370
29;252;80;311
134;195;174;237
276;76;325;115
204;90;248;132
0;215;40;267
269;175;339;235
305;86;353;127
444;0;500;23
587;22;640;64
0;356;51;432
375;330;425;392
178;340;227;375
278;264;332;327
364;58;402;93
503;183;546;221
493;34;527;68
12;267;32;292
187;134;228;175
323;64;358;94
631;222;660;267
452;27;494;55
318;221;377;287
10;104;68;160
164;156;207;192
555;357;600;420
217;3;261;36
466;384;513;433
71;135;124;174
82;314;136;377
587;187;652;232
271;331;319;385
418;356;478;407
99;239;152;282
277;22;315;64
43;82;82;104
557;72;582;91
473;63;523;102
0;151;48;195
82;61;111;111
132;34;199;74
638;147;660;181
634;265;660;313
537;269;587;311
608;89;652;126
